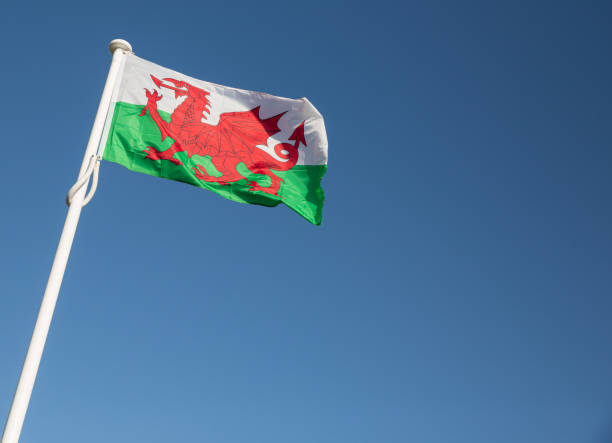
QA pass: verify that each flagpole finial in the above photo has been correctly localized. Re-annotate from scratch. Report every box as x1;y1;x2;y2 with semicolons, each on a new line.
109;39;132;54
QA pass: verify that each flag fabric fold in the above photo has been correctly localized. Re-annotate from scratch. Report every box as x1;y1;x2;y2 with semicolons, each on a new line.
99;53;328;224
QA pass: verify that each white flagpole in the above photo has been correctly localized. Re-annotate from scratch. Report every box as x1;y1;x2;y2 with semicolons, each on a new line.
1;39;132;443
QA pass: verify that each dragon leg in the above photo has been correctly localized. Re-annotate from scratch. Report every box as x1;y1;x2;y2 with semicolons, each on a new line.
249;169;283;196
193;165;237;184
138;88;187;165
139;89;172;141
193;164;218;182
144;142;185;165
193;159;244;185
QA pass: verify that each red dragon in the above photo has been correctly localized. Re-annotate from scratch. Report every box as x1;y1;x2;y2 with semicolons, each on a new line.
138;75;306;195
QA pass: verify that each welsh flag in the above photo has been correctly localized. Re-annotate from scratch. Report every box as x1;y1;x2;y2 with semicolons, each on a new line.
100;54;328;224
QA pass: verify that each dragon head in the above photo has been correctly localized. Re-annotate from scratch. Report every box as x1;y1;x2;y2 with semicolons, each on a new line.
150;75;211;114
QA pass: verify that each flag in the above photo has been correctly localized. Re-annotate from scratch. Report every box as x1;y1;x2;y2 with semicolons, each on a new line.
100;53;328;224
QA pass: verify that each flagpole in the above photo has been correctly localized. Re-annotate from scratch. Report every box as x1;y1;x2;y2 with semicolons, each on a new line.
1;39;132;443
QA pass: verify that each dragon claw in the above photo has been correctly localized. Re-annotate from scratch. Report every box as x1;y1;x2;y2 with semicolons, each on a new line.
143;89;162;102
143;146;182;165
248;182;268;193
248;179;283;197
140;89;163;117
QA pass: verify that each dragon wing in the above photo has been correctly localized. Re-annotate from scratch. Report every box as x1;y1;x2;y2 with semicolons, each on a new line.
194;106;285;159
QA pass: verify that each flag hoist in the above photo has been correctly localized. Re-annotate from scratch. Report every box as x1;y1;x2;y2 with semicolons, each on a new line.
1;39;133;443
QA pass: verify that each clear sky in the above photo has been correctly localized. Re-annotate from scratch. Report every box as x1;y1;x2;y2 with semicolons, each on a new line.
1;1;611;442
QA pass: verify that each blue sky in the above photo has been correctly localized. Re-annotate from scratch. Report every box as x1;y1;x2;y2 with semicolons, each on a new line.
1;1;611;442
